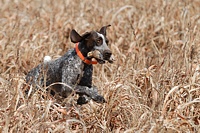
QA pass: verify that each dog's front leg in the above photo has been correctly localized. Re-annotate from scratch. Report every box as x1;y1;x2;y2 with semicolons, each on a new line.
75;86;106;103
77;94;91;105
61;60;106;104
61;83;106;104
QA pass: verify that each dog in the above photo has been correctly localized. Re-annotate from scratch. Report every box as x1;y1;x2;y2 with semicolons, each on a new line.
26;25;113;105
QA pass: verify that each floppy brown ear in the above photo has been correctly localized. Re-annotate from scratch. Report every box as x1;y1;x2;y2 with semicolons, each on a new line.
70;29;82;43
99;25;111;36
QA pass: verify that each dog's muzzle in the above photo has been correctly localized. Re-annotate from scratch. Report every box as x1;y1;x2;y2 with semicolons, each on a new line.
87;50;114;64
103;50;112;60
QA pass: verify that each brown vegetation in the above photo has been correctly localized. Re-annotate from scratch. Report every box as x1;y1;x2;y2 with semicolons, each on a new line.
0;0;200;132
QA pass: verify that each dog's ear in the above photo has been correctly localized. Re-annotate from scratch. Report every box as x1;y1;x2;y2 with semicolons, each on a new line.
99;25;111;36
70;29;82;43
81;32;91;39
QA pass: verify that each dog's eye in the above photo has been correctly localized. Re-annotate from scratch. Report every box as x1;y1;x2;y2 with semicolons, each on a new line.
96;38;102;45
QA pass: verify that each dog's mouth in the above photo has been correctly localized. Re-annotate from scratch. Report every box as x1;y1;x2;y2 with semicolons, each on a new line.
96;58;105;64
87;50;114;64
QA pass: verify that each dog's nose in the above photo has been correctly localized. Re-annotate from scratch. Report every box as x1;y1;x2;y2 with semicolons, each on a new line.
103;50;112;59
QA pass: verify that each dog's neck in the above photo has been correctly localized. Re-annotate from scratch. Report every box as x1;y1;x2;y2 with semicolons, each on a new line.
77;41;89;57
75;43;97;65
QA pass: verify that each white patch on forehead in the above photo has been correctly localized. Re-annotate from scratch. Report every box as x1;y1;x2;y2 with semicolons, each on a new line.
94;32;110;52
97;32;106;43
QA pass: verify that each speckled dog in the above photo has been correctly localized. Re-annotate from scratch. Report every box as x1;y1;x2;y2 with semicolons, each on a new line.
26;25;113;105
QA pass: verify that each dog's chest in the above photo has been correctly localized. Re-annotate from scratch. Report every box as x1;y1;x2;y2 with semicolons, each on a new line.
78;64;93;87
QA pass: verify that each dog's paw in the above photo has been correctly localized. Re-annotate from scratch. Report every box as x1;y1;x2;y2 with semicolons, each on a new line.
93;95;106;103
77;95;91;105
77;96;88;105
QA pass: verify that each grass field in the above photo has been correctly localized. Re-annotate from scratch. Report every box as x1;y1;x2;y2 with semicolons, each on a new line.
0;0;200;132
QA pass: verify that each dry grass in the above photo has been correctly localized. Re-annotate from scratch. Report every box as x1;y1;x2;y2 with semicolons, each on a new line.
0;0;200;132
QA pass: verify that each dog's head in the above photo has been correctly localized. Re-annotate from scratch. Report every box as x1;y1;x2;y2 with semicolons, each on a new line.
70;25;113;64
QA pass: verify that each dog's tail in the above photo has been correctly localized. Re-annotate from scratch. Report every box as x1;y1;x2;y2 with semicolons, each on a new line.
44;56;52;64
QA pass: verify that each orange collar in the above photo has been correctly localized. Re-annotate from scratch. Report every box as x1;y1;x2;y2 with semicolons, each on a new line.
75;43;98;65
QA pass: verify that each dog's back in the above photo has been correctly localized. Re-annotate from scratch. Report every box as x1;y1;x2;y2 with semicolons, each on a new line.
26;49;74;88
